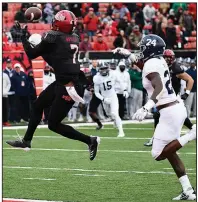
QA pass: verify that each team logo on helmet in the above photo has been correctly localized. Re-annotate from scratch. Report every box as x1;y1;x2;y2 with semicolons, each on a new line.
55;12;65;21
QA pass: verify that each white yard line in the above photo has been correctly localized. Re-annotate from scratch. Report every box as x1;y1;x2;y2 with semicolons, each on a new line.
23;178;56;181
3;147;196;155
163;168;195;171
3;166;196;175
2;119;156;130
2;118;196;130
3;198;62;202
73;174;105;177
77;127;154;130
3;135;154;140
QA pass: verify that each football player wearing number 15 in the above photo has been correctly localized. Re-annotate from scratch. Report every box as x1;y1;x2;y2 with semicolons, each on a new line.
6;10;100;161
114;34;196;200
93;62;125;137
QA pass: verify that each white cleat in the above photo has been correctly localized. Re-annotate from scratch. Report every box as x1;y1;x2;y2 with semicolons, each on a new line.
144;137;153;147
172;188;196;200
117;131;125;138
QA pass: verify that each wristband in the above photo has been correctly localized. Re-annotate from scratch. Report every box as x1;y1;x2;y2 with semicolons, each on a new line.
144;99;155;111
185;90;190;95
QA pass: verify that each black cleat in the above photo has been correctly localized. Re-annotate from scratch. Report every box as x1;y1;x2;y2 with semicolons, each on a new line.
96;124;103;130
6;139;31;151
88;136;100;161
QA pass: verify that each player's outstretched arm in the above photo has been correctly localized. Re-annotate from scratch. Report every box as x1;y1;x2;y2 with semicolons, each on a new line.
22;39;48;59
15;21;47;59
112;48;138;63
177;72;194;100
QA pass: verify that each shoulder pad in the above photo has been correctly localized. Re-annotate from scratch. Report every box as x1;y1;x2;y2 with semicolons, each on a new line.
42;31;60;43
172;62;184;74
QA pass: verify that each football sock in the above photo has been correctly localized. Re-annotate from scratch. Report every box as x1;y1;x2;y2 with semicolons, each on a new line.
96;118;102;126
184;118;193;130
115;116;123;133
177;131;195;147
90;113;102;126
23;109;43;141
179;175;192;192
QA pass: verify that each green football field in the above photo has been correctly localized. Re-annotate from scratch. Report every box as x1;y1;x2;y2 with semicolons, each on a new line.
3;123;196;202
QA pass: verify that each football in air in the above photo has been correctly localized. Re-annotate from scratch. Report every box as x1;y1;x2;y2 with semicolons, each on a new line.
25;7;42;22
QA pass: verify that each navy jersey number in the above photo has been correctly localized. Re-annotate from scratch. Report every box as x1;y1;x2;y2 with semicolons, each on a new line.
164;70;174;94
103;81;112;91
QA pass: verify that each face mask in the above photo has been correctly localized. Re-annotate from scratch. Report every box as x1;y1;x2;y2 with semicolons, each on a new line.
44;70;50;74
119;66;125;72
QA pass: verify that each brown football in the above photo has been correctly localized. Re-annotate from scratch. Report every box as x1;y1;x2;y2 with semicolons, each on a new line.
25;7;42;22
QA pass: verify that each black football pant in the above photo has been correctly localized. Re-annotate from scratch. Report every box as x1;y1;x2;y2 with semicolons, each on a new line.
117;94;125;120
23;81;91;145
153;112;193;130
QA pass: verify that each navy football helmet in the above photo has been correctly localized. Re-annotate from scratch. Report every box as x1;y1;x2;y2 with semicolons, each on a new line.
81;58;90;68
137;34;166;61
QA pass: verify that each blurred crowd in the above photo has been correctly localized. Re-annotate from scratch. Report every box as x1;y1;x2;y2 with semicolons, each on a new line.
3;56;197;126
3;3;197;51
2;3;197;126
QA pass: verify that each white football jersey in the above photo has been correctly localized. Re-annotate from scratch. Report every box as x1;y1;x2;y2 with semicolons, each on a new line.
93;70;116;98
142;57;177;106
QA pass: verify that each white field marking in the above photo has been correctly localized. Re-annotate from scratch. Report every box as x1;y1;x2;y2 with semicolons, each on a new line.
163;168;195;171
3;135;153;140
23;178;56;181
3;166;196;175
76;127;153;130
73;174;105;177
2;119;156;130
3;147;196;155
3;198;62;202
2;118;196;130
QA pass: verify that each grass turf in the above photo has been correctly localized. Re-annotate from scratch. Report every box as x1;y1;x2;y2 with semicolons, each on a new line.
3;123;196;202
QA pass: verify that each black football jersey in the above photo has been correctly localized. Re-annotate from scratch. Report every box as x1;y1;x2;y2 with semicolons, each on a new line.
22;30;80;84
169;61;184;95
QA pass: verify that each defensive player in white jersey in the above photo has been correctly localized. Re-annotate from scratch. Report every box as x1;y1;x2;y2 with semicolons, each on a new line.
113;34;196;200
93;62;125;137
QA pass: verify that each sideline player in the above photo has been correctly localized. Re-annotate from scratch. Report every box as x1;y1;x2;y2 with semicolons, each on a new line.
144;49;195;146
6;10;100;161
93;62;125;137
114;35;196;200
